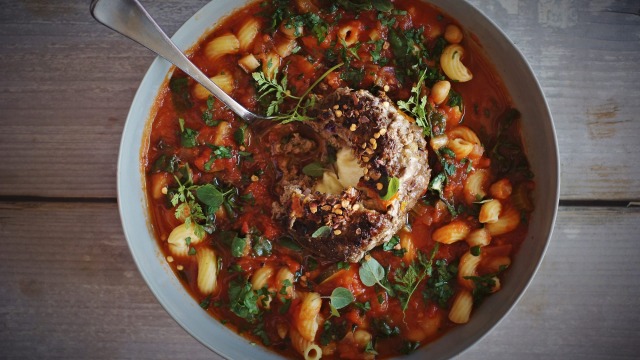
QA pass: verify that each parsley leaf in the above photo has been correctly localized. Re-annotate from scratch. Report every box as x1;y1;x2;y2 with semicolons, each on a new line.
424;259;457;308
228;278;262;322
393;247;437;313
252;63;344;124
178;118;198;148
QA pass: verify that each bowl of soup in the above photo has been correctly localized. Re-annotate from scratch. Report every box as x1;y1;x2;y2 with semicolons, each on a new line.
117;0;559;359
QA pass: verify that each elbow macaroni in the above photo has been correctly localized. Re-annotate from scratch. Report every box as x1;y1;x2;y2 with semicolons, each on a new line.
192;72;235;100
204;33;240;61
486;206;521;236
463;169;490;205
449;289;473;324
196;247;218;294
441;44;473;82
167;223;204;257
290;327;322;360
236;18;260;52
432;220;471;244
479;199;502;224
296;292;322;341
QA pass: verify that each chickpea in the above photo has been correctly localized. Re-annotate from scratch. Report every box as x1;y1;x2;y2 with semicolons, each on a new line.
444;24;463;44
431;80;451;105
353;329;372;347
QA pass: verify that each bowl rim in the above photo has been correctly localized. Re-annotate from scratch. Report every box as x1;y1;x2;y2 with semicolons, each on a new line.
117;0;560;359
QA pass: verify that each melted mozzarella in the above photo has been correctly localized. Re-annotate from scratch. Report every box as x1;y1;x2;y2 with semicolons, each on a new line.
314;148;365;194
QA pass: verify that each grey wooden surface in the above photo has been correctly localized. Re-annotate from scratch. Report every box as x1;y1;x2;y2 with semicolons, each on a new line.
0;0;639;359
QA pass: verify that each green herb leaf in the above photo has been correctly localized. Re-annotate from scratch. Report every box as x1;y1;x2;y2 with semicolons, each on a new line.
312;225;332;238
253;63;343;124
279;236;303;251
359;256;395;295
252;237;273;257
364;340;378;355
373;318;400;337
329;287;355;310
464;265;508;303
359;257;385;287
302;162;326;177
195;184;224;209
372;0;393;12
383;235;400;251
354;301;371;312
228;278;261;322
231;236;247;257
393;247;437;313
424;258;457;308
381;177;400;200
400;341;420;354
234;124;247;146
199;295;212;309
319;320;348;346
178;118;199;148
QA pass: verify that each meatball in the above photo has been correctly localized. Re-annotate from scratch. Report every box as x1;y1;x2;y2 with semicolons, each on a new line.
274;88;431;262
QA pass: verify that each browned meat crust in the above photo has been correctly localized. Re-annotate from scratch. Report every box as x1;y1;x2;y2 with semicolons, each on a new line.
274;88;431;262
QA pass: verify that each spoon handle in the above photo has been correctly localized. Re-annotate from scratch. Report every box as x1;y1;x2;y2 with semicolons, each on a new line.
90;0;260;122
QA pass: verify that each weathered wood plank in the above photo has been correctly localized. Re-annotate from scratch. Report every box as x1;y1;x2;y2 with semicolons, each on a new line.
0;203;638;359
0;0;638;199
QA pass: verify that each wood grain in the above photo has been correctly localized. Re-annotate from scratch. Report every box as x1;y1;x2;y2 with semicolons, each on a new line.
0;0;638;200
0;202;638;359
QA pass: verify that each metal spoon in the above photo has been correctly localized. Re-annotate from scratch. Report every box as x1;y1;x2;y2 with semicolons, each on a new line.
90;0;270;123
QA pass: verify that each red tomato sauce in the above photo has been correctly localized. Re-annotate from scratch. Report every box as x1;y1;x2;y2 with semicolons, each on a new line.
143;0;534;358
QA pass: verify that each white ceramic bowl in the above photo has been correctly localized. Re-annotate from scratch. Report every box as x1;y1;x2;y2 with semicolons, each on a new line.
117;1;560;359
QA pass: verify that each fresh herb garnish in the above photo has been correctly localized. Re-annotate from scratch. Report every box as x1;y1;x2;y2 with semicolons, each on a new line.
252;63;344;123
380;176;400;200
252;236;272;257
464;265;508;303
424;259;457;308
203;145;232;171
319;319;348;346
234;124;248;146
312;225;332;238
373;318;400;337
201;95;218;126
383;235;400;252
359;256;395;295
228;278;262;322
365;340;378;355
170;166;206;237
302;162;326;177
393;247;437;313
328;287;355;310
231;235;248;257
178;118;198;148
336;0;393;12
400;341;421;354
279;236;303;251
397;69;431;136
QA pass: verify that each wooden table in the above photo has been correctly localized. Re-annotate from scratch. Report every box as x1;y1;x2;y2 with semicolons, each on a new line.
1;0;639;359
